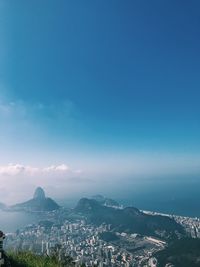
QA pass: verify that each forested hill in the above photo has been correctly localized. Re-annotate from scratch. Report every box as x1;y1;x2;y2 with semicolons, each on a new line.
75;198;185;239
3;251;80;267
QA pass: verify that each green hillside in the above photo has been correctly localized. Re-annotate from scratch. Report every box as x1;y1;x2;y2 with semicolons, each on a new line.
155;238;200;267
5;251;76;267
75;198;185;239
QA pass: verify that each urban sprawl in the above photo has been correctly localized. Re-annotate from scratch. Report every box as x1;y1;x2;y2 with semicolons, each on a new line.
4;209;200;267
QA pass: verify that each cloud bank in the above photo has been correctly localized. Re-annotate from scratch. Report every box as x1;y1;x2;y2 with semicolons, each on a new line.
0;163;74;176
0;163;89;205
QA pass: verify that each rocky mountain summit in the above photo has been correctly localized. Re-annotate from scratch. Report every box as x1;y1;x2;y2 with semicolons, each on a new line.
11;187;60;212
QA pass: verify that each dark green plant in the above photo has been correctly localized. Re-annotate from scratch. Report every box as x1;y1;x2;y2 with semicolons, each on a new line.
6;251;75;267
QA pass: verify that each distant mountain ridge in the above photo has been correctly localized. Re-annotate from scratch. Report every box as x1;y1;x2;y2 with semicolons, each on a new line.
91;195;121;208
11;187;60;212
0;202;6;210
75;198;185;239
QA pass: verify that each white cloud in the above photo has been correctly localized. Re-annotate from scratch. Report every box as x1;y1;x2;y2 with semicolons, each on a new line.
0;163;89;204
0;99;27;119
43;164;70;172
56;164;70;171
0;163;72;176
0;164;38;176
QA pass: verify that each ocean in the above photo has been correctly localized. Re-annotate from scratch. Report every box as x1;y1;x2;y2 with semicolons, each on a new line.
0;181;200;233
0;211;40;233
116;181;200;218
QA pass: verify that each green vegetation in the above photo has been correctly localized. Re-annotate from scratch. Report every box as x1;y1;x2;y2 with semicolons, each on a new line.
6;251;75;267
155;238;200;267
75;198;185;238
99;231;119;242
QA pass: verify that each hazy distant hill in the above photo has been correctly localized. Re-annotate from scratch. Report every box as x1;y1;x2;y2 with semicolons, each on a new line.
0;202;6;209
92;194;120;207
75;198;185;239
11;187;60;212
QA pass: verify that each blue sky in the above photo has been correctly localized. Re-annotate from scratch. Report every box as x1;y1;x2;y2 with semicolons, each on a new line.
0;1;200;202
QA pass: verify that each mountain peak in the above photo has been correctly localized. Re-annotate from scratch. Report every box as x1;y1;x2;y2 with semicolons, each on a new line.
12;187;59;212
33;187;45;199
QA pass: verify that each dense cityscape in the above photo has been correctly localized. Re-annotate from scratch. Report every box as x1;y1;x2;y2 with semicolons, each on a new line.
3;205;200;267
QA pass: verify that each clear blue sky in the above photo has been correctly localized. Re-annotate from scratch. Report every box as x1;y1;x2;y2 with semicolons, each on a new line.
0;1;200;201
